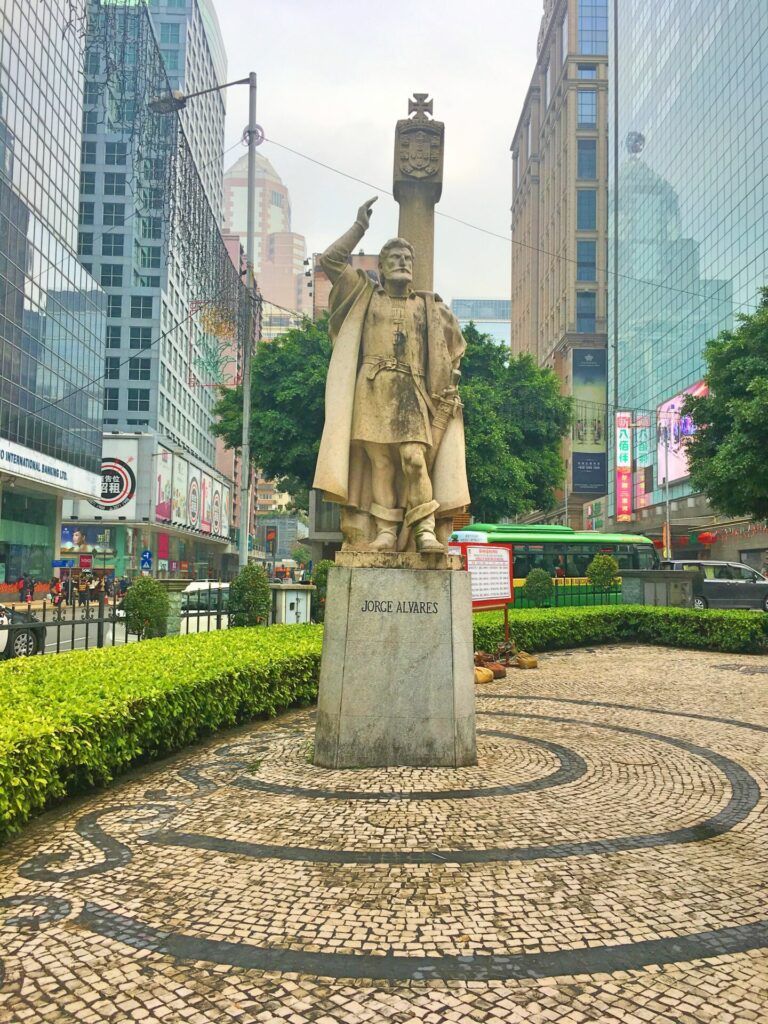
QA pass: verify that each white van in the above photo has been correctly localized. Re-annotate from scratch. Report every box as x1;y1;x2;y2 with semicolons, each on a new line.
181;581;229;633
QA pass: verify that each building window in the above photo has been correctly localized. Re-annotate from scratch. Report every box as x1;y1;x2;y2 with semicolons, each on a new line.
102;234;124;257
105;142;127;165
561;11;569;63
161;49;180;72
100;264;123;288
78;202;94;225
576;240;597;281
81;141;97;164
85;49;100;75
526;118;532;159
578;63;597;78
127;388;149;411
576;291;597;332
578;0;608;54
83;81;101;106
577;189;597;229
271;190;284;208
544;62;551;107
107;295;122;318
104;172;126;196
577;89;597;127
82;110;98;134
130;327;152;349
103;203;124;226
80;171;96;195
131;296;153;319
103;387;119;411
577;138;597;178
106;326;121;348
140;216;161;240
136;244;161;269
167;0;185;7
77;232;93;256
128;357;151;381
160;23;180;44
104;357;120;380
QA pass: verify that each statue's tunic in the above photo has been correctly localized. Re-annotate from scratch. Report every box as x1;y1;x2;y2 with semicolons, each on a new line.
313;240;470;518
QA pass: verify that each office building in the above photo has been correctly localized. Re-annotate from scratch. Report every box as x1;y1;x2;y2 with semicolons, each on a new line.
608;0;764;564
0;0;106;587
222;153;310;340
510;0;609;525
451;299;511;345
66;0;246;579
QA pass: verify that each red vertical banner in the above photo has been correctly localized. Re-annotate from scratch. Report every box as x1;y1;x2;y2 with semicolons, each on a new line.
615;411;633;523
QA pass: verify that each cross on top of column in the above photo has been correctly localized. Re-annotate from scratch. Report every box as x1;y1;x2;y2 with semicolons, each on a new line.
408;93;433;121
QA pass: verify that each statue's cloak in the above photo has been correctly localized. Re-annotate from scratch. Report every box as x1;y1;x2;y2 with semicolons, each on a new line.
313;265;470;517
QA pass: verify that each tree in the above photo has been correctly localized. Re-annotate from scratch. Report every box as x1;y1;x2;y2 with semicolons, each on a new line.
213;316;331;511
291;543;312;566
228;563;271;627
682;291;768;520
213;318;570;523
523;568;553;607
460;324;571;521
122;577;168;639
586;553;619;589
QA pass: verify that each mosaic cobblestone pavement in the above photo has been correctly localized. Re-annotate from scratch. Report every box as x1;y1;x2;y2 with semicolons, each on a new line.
1;645;767;1023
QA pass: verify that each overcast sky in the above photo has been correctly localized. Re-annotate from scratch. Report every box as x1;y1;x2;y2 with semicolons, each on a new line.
215;0;543;304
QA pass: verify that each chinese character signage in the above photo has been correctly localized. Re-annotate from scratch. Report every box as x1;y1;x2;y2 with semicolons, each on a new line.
86;439;138;518
615;412;633;522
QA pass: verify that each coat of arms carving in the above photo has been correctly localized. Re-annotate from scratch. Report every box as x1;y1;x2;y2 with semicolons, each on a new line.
398;125;440;179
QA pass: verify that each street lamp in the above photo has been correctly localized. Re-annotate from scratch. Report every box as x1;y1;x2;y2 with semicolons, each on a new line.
149;73;261;568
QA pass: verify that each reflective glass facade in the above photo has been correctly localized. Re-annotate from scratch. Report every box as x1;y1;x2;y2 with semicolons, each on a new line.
608;0;766;512
0;0;105;475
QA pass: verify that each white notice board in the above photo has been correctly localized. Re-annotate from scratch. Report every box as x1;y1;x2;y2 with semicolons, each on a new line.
465;544;512;607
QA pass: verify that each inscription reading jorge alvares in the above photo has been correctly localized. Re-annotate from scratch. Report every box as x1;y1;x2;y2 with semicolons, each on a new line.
361;599;439;614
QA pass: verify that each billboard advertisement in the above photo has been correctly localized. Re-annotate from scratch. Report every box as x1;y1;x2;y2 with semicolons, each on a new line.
657;381;708;484
571;348;607;494
221;485;230;539
615;411;633;522
60;525;115;554
172;456;188;525
154;448;173;522
211;480;222;535
187;464;201;529
87;438;138;519
201;473;212;534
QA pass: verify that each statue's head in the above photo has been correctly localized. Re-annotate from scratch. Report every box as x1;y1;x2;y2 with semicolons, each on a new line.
378;237;414;288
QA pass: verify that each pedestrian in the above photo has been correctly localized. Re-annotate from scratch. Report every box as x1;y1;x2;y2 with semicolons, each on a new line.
16;576;25;603
63;575;74;607
119;574;129;596
78;574;89;607
51;578;62;608
23;573;34;602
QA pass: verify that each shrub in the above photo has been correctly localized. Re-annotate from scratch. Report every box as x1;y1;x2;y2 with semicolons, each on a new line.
0;625;322;842
229;563;271;627
524;568;554;607
311;559;334;623
122;576;169;638
291;543;312;567
586;553;620;589
473;604;768;655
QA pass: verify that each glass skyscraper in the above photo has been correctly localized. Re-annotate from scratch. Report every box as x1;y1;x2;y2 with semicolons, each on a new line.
0;0;105;583
608;0;766;554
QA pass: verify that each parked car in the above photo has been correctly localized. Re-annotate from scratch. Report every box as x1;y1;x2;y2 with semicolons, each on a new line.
660;560;768;610
0;604;47;658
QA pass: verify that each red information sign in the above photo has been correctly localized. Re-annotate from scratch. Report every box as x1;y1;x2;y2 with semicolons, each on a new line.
79;554;93;569
449;543;513;609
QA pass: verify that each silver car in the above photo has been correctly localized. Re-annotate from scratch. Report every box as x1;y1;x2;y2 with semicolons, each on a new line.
661;560;768;611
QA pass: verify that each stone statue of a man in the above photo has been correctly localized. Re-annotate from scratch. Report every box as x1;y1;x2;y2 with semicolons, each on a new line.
312;197;470;553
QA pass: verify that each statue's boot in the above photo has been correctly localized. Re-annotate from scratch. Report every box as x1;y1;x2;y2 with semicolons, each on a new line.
406;500;444;553
369;503;403;551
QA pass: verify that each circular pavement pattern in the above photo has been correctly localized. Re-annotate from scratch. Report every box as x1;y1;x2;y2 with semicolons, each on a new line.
0;645;767;1023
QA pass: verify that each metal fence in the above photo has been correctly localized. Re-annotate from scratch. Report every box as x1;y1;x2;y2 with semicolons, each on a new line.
511;580;622;610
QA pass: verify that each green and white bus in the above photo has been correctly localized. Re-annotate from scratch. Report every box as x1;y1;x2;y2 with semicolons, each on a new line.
449;523;658;606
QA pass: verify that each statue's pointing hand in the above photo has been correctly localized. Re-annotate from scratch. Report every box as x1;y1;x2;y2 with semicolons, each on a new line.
356;196;378;231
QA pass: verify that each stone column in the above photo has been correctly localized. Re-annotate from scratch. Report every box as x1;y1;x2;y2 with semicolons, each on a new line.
393;94;444;292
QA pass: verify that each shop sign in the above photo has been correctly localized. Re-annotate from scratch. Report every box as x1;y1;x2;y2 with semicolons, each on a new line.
79;555;93;569
615;412;633;522
0;435;101;499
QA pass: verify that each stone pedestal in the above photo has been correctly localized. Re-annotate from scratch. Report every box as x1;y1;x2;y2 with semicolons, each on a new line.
314;565;476;768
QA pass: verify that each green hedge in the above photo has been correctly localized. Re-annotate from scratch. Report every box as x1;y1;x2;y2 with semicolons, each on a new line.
0;625;322;843
474;604;768;655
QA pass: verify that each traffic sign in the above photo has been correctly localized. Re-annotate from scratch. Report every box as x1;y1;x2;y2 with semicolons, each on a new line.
140;549;153;570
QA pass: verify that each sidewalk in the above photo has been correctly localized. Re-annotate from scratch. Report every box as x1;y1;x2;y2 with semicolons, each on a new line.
0;645;766;1023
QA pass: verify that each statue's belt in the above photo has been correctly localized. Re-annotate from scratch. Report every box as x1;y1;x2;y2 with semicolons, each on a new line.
362;358;436;417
